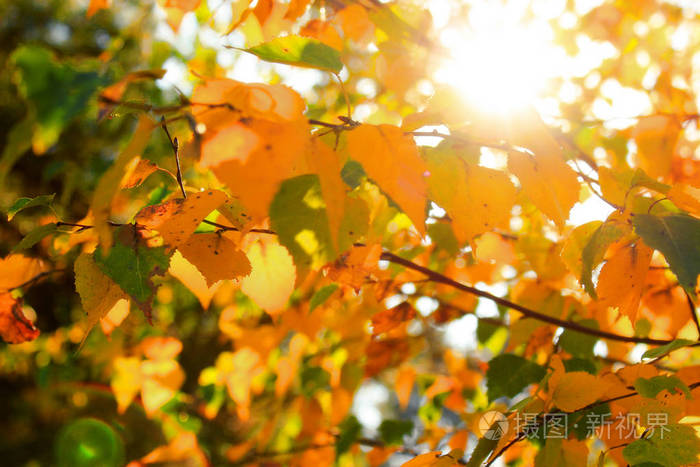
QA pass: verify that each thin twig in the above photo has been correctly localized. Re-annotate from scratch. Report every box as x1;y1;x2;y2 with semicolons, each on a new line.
685;290;700;339
201;219;276;235
484;432;526;467
160;116;187;199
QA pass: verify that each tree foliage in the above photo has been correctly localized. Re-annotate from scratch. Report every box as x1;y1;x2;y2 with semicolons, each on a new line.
2;0;700;466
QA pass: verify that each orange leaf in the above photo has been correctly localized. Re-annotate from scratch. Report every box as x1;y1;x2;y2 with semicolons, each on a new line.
0;293;39;344
300;20;343;51
508;150;579;229
178;233;251;287
87;0;109;17
241;239;296;314
371;302;416;335
120;157;168;189
347;124;428;235
596;242;653;322
335;4;374;43
140;432;208;466
211;119;310;220
668;183;700;216
0;254;47;291
135;190;227;250
168;251;221;309
632;115;681;179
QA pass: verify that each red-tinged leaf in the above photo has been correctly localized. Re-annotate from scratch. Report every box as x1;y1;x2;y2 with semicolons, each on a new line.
371;302;416;335
347;124;428;235
0;293;39;344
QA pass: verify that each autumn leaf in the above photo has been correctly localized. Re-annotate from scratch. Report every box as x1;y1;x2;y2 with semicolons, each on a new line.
177;233;251;287
347;124;428;235
595;241;653;322
135;190;227;250
168;251;221;309
0;254;47;291
426;149;516;243
93;225;170;320
371;302;416;335
0;293;39;344
74;252;129;335
241;239;296;314
508;150;579;229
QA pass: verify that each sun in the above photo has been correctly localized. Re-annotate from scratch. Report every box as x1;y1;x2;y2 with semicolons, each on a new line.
433;1;563;116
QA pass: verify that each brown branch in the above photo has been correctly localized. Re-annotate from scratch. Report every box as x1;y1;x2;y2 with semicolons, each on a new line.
378;250;675;346
201;219;276;235
3;269;68;292
484;432;526;467
684;290;700;339
160;116;187;199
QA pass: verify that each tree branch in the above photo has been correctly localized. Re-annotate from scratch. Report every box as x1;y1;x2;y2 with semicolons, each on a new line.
379;251;675;346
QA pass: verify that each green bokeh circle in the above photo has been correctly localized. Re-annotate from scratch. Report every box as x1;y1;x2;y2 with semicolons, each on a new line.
55;417;125;467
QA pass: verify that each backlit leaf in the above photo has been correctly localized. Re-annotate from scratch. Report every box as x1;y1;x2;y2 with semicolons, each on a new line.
74;253;129;334
241;239;296;314
12;223;58;252
177;233;251;287
347;124;428;235
633;213;700;297
623;424;700;467
580;220;627;297
244;35;343;72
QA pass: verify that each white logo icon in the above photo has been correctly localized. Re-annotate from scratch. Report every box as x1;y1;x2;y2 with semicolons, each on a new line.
478;411;508;440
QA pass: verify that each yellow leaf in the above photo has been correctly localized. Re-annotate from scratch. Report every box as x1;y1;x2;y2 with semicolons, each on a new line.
168;250;221;309
135;190;227;250
426;152;516;243
401;451;442;467
99;299;130;336
347;124;428;235
92;116;154;251
596;242;653;322
550;370;607;412
632;115;680;179
140;359;185;415
306;138;346;250
508;150;579;229
177;233;251;287
111;356;141;413
241;239;296;314
74;253;129;333
0;254;47;291
668;183;700;216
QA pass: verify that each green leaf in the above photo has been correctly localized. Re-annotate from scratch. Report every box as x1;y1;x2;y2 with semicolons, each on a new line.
309;284;339;312
93;225;170;318
0;117;33;189
11;45;107;153
7;194;55;220
336;416;362;457
12;223;58;251
427;221;459;255
378;419;413;446
580;221;625;297
270;174;336;276
623;424;700;467
558;320;598;358
633;214;700;297
642;339;695;360
466;434;498;467
634;376;691;399
243;36;343;73
340;160;366;189
486;354;546;401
